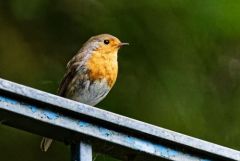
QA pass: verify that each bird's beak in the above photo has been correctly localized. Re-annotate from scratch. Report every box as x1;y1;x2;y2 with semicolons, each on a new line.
118;42;129;48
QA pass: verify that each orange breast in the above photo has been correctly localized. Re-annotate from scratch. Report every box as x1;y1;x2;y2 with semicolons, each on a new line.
86;50;118;88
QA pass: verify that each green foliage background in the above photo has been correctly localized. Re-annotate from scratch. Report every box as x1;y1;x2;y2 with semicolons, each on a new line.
0;0;240;160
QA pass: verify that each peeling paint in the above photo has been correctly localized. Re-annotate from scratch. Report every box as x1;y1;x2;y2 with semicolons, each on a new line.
79;121;90;127
99;127;112;137
20;102;37;113
126;136;135;144
0;95;18;105
29;105;37;113
155;144;178;157
126;135;182;159
44;111;59;120
167;148;178;157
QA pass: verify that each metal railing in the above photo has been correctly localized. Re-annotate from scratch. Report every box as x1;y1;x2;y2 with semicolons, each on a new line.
0;78;239;161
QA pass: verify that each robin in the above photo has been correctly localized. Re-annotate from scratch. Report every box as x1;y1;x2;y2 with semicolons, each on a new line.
40;34;128;151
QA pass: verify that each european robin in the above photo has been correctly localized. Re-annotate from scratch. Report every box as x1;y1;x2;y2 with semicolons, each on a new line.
40;34;128;151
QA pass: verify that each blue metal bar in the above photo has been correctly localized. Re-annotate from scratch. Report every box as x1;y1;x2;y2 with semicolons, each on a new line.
71;141;92;161
0;78;239;161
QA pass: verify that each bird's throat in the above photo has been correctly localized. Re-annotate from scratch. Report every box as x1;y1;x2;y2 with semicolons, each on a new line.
86;51;118;88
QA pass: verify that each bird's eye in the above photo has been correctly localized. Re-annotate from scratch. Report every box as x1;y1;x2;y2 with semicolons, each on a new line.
104;40;110;45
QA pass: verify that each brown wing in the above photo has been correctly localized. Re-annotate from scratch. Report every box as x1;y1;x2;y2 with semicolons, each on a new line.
57;66;76;96
57;53;85;97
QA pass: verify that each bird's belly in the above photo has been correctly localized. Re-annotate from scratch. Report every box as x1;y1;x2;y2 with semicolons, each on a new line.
69;78;111;106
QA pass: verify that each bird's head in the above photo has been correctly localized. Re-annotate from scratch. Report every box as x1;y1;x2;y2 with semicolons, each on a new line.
82;34;128;55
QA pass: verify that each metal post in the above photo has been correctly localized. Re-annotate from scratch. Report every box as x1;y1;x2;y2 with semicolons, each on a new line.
71;141;92;161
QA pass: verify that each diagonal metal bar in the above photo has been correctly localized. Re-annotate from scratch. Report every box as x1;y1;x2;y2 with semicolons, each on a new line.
0;78;239;161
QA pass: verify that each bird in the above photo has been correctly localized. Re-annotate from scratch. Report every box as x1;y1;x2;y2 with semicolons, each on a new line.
40;34;128;152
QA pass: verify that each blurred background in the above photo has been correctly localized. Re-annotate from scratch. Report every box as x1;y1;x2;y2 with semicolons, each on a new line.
0;0;240;161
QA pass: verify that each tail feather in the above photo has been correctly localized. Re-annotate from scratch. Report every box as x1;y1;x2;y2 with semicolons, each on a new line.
40;137;53;152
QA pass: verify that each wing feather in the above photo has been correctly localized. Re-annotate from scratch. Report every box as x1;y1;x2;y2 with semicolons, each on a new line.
57;53;86;96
